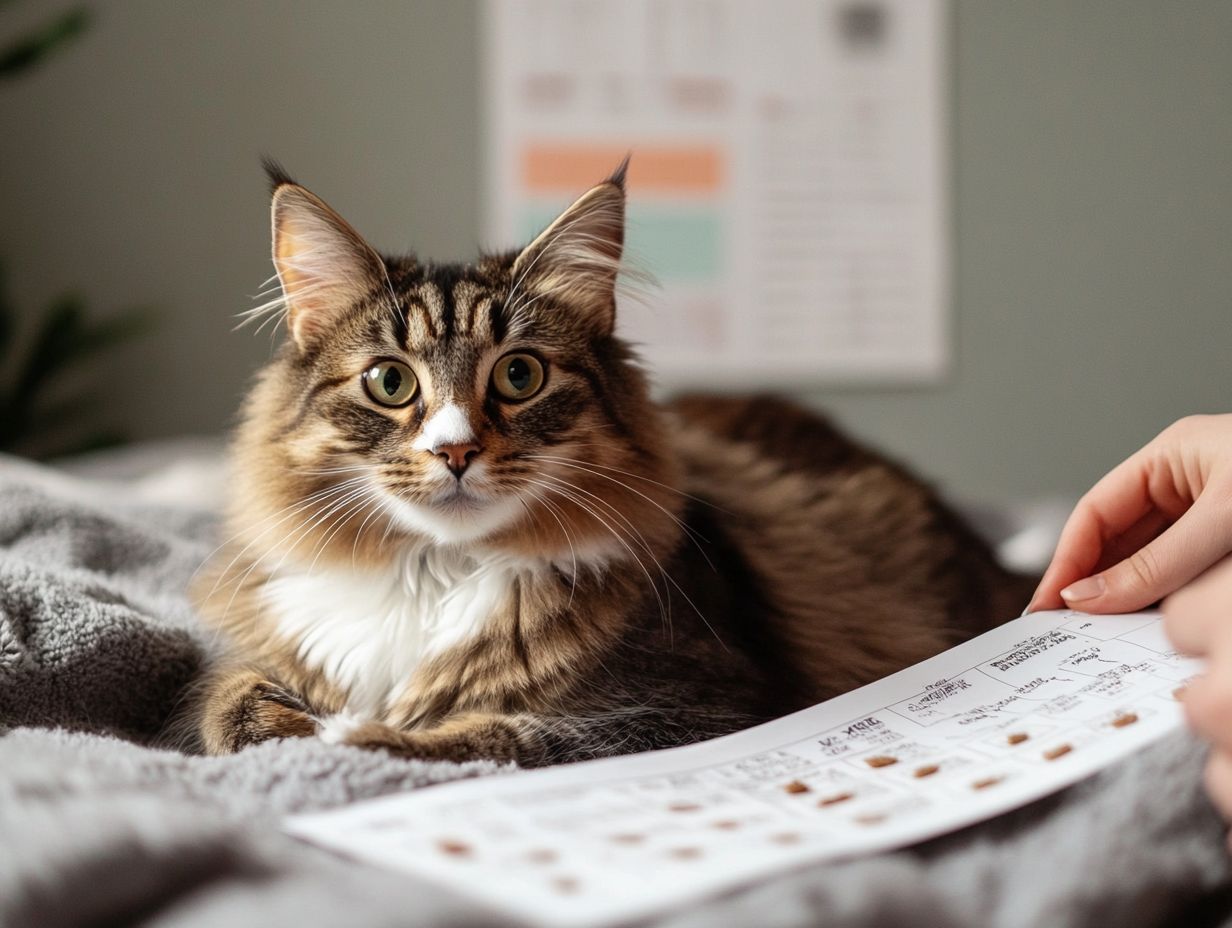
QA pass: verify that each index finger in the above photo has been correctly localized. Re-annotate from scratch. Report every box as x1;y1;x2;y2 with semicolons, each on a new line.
1031;451;1159;611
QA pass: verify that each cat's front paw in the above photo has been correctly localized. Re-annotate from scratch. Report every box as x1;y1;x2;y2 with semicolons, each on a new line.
201;679;317;754
340;720;429;756
340;714;522;764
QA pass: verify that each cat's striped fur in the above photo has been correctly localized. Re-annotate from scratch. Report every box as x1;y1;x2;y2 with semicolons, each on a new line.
189;162;1033;764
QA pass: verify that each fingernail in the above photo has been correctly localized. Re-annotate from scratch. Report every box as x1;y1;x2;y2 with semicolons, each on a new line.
1020;600;1034;617
1060;575;1106;603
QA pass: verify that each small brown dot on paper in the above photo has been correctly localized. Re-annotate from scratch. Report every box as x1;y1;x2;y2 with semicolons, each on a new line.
1111;712;1138;728
865;755;898;768
819;791;855;807
670;846;703;860
553;876;580;894
668;801;702;813
1043;744;1073;761
610;833;645;845
913;764;940;778
1007;732;1029;745
712;819;741;830
972;776;1003;791
437;839;472;857
771;832;802;845
526;848;557;864
856;813;886;826
783;780;811;794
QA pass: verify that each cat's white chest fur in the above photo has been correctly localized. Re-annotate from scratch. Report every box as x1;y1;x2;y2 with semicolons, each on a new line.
263;549;522;717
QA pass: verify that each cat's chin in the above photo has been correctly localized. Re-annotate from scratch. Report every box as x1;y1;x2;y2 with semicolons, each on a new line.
383;488;525;547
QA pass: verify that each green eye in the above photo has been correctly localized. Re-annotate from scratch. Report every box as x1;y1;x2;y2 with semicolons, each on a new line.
362;360;418;407
491;353;545;401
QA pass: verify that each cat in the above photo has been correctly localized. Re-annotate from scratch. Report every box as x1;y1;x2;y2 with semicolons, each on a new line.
189;159;1034;765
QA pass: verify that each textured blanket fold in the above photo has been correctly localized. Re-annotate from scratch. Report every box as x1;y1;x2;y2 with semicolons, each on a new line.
1;455;1230;928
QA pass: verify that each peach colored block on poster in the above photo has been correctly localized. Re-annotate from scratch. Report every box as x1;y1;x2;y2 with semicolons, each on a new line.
521;144;723;193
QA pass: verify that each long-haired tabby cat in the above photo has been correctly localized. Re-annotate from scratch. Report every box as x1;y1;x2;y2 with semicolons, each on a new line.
190;159;1032;764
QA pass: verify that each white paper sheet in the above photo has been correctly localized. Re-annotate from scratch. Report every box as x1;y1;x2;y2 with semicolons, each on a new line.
287;610;1198;926
482;0;950;385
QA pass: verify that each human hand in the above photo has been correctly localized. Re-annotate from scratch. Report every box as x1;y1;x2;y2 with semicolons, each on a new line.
1029;415;1232;614
1162;559;1232;829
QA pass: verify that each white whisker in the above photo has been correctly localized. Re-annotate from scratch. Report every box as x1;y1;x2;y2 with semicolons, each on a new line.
527;476;673;644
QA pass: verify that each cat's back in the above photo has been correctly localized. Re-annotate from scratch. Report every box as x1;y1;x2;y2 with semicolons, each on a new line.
666;393;928;529
664;394;1033;702
667;394;880;484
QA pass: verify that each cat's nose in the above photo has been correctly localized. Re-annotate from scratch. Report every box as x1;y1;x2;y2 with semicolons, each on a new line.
435;442;482;477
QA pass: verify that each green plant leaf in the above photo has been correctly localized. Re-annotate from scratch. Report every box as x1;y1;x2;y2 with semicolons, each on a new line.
15;298;156;398
13;293;86;399
72;305;158;358
0;7;91;79
1;293;156;454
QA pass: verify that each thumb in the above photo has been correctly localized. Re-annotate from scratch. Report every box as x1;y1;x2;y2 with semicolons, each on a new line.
1060;498;1231;613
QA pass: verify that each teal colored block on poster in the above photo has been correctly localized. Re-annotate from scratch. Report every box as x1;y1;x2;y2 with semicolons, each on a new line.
518;205;721;281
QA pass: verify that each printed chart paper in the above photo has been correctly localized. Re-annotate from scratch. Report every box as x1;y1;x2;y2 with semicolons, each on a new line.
287;611;1198;927
483;0;950;385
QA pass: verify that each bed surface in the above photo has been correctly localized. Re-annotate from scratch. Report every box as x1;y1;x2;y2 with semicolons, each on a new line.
1;443;1228;928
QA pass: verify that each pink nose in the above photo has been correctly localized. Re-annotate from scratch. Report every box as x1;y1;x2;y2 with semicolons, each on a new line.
435;442;482;477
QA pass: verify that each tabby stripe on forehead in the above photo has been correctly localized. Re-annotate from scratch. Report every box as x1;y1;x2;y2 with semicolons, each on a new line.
405;297;437;345
486;298;507;343
389;297;410;349
367;315;390;347
437;281;457;342
454;283;478;337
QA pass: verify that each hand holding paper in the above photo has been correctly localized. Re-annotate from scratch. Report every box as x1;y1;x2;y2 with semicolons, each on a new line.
1031;414;1232;614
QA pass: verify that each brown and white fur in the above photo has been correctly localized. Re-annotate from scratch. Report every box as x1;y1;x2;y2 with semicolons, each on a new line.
189;160;1033;765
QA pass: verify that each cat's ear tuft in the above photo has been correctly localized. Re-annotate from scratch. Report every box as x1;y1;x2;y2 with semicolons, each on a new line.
262;156;297;193
606;153;631;191
510;167;627;334
269;179;389;348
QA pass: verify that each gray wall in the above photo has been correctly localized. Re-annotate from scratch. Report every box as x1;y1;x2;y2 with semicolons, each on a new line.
2;1;1229;501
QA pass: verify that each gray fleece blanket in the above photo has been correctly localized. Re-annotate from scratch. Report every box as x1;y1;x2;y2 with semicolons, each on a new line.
1;454;1230;928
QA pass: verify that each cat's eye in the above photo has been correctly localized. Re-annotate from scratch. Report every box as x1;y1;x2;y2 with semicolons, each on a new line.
491;353;545;401
361;360;418;407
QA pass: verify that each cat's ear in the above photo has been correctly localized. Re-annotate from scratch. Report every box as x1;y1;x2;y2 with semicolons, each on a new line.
510;159;627;334
266;162;389;348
